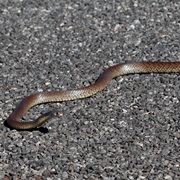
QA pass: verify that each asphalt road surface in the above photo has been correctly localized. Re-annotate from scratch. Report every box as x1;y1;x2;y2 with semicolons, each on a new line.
0;0;179;179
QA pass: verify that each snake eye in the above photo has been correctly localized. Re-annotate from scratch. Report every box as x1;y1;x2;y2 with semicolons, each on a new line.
54;111;63;117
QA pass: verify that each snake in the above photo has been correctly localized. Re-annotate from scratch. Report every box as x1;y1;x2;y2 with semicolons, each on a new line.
6;62;180;130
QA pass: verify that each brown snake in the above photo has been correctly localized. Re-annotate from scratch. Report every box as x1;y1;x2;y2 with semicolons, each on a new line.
6;62;180;130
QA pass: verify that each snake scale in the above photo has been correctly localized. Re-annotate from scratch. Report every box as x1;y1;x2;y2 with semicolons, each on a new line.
6;62;180;130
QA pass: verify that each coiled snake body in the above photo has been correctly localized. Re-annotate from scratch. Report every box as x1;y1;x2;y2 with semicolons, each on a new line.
6;62;180;130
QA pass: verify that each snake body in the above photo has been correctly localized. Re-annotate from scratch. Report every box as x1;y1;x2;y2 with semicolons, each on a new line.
6;62;180;130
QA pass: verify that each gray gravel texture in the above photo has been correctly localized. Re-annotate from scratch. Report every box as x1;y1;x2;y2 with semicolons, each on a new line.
0;0;180;179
